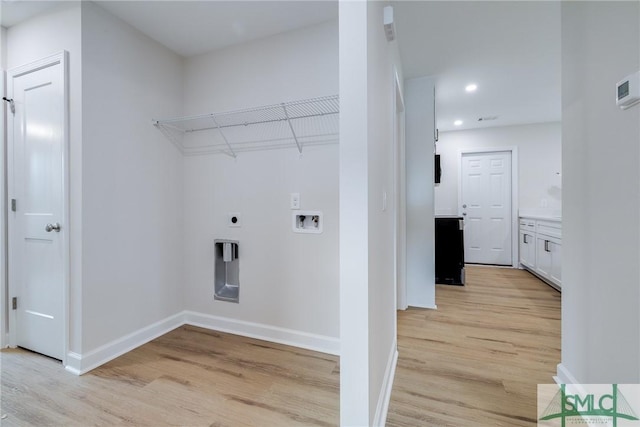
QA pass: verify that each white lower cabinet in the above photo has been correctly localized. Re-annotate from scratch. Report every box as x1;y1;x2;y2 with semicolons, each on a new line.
519;231;535;269
535;236;562;289
549;240;562;286
519;217;561;291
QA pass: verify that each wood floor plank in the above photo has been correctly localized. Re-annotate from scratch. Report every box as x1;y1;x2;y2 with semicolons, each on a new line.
387;266;561;427
1;266;559;426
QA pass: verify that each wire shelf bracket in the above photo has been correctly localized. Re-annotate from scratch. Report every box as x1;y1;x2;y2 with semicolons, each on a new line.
152;95;339;157
211;116;237;158
281;102;302;154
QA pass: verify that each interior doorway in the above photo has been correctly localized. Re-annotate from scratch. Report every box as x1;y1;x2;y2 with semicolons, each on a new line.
6;52;69;362
459;148;518;267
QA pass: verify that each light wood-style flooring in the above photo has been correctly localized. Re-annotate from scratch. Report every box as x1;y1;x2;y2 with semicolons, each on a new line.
387;266;561;426
0;326;340;426
1;266;559;426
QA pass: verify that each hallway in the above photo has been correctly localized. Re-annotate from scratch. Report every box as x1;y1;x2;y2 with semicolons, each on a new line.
388;266;561;426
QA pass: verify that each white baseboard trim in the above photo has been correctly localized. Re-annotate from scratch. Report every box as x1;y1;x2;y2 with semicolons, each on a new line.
372;340;398;427
64;312;184;375
553;365;598;426
64;351;82;375
63;310;339;375
407;304;437;310
183;310;340;356
555;362;581;385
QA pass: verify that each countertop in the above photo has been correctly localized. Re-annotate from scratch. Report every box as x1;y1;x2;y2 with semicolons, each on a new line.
519;214;562;222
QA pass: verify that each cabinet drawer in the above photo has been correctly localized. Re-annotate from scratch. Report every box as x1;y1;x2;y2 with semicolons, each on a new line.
519;218;536;232
537;221;561;239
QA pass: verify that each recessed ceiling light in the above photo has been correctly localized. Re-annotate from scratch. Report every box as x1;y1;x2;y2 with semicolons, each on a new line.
465;84;478;92
454;120;463;126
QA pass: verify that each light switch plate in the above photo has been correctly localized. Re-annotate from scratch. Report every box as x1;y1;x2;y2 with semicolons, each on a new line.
290;193;300;210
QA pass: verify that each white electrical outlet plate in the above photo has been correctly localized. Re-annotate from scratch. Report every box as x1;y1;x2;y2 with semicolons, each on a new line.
228;212;241;227
290;193;300;210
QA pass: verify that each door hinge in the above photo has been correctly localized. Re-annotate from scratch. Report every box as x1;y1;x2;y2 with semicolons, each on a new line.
11;199;16;212
12;297;17;310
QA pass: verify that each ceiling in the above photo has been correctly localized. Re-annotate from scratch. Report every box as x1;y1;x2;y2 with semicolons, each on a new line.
96;1;338;57
393;1;561;132
0;0;65;28
1;1;338;57
2;1;560;133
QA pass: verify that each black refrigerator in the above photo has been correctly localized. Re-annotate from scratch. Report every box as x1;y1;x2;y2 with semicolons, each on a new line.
435;216;465;285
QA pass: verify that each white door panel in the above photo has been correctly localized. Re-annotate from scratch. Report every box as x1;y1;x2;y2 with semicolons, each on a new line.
489;217;506;250
461;151;512;265
8;55;66;360
466;218;481;251
489;173;505;207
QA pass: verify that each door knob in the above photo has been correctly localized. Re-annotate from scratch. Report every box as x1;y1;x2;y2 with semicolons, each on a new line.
45;223;61;232
462;204;467;208
462;212;467;216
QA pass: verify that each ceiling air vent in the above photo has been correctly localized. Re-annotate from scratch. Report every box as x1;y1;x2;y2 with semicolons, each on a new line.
478;116;498;122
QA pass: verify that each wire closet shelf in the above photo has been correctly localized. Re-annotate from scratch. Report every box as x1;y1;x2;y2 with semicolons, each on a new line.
153;95;339;157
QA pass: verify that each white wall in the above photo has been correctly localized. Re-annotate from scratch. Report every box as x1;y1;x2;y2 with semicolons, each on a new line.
366;1;399;424
560;1;640;384
435;122;562;217
80;2;184;353
182;21;339;343
6;2;83;354
405;76;436;309
339;2;370;424
183;20;338;115
339;2;401;424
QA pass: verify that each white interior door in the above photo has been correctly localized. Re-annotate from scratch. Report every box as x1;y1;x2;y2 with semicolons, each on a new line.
8;53;67;360
461;151;512;265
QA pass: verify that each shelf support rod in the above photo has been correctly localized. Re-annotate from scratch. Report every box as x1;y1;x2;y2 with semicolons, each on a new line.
211;115;237;158
281;103;302;154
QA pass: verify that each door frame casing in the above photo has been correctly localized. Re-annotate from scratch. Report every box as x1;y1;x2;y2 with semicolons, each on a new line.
457;147;519;268
393;68;407;310
1;68;6;348
6;51;70;365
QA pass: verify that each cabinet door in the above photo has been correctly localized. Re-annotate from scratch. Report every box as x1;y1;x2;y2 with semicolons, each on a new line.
519;232;535;268
527;233;536;269
536;236;552;278
519;232;529;267
549;241;562;288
